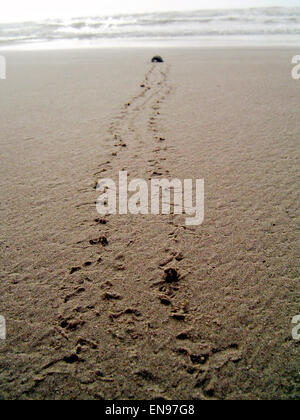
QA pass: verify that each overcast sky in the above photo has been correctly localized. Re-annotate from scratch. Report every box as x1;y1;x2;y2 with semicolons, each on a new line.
1;0;300;23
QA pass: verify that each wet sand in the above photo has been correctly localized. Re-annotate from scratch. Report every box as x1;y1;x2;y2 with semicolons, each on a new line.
0;48;299;400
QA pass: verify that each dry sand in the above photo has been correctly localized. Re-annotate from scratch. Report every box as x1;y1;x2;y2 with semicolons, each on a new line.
0;48;299;400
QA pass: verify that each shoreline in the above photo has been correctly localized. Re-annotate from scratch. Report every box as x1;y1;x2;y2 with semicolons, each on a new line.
1;37;300;52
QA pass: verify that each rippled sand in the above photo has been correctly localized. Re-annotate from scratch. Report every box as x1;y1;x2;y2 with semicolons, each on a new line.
0;48;299;400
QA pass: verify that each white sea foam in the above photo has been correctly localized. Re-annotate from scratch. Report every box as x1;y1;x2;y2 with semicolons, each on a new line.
1;7;299;49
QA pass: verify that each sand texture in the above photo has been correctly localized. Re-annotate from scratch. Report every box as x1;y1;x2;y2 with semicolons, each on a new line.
0;48;299;400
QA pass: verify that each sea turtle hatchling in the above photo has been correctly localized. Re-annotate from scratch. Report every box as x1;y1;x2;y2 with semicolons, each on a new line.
151;55;164;63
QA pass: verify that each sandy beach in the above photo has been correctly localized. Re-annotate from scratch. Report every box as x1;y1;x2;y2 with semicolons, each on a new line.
0;47;299;400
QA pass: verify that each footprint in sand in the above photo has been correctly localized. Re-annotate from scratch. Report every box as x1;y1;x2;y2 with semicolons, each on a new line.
89;236;108;247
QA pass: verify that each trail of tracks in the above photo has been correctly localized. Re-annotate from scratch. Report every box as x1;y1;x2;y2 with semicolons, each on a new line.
25;63;244;400
107;62;172;179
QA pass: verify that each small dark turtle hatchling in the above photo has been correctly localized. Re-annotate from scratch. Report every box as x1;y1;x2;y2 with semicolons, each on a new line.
151;55;164;63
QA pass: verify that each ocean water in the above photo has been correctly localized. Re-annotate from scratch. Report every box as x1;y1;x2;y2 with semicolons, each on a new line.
0;7;300;49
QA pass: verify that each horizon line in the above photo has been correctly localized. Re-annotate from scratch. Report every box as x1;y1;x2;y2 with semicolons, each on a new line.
0;5;300;24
